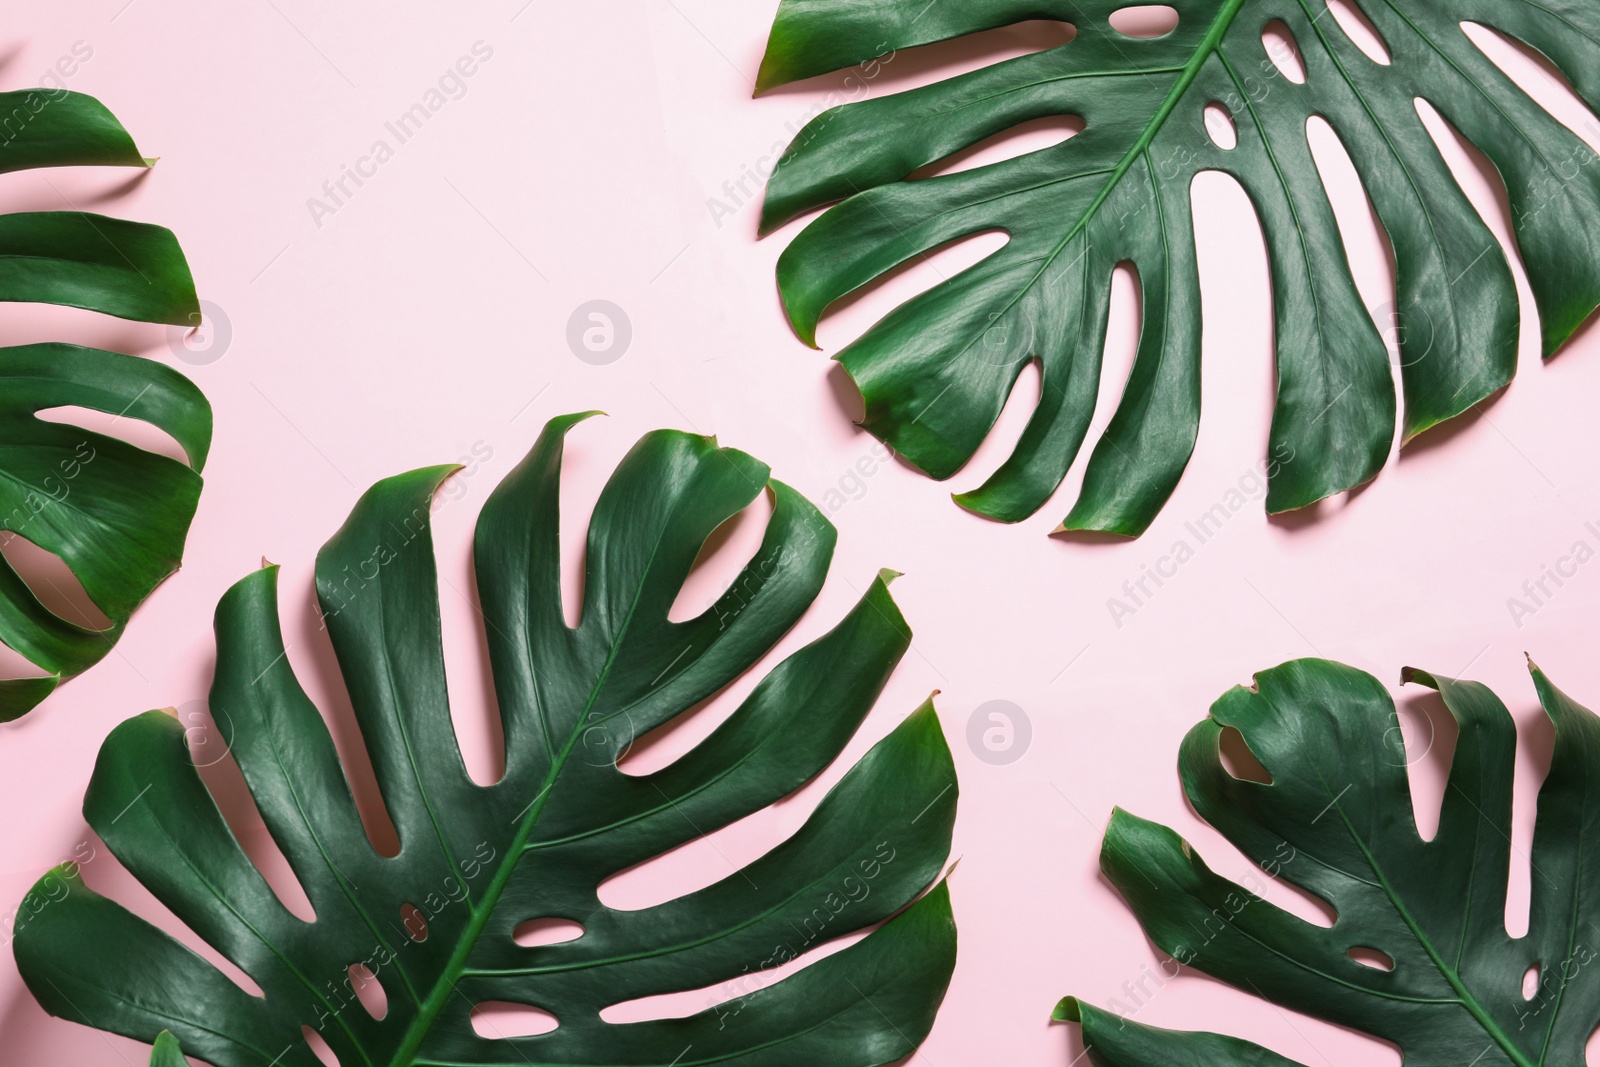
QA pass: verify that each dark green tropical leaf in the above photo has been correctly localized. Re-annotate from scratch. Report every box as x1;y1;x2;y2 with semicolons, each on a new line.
1065;656;1600;1066
14;413;959;1067
0;87;207;719
1055;997;1302;1066
757;1;1600;534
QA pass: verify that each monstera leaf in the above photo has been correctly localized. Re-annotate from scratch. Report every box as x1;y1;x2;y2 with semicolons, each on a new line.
14;413;959;1067
756;1;1600;535
0;86;208;718
1061;656;1600;1066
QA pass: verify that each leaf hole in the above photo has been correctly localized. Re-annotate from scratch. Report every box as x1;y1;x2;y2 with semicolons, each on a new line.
187;731;318;922
1109;5;1178;39
954;356;1042;497
1348;946;1394;971
36;405;193;466
1188;170;1276;459
298;584;402;858
667;489;773;624
1461;22;1600;159
596;801;764;910
97;846;271;1006
771;21;1075;98
1218;726;1272;784
1203;103;1237;150
1326;0;1391;65
1412;98;1517;251
810;229;1010;351
1064;261;1143;498
907;114;1084;182
401;902;428;942
1393;690;1458;842
347;963;387;1021
302;1025;340;1067
1263;875;1338;929
0;531;112;630
1262;21;1307;84
513;917;585;947
470;1001;559;1038
555;433;622;631
600;923;870;1023
1524;962;1542;1000
1304;115;1398;379
443;527;506;787
1506;698;1556;939
0;637;47;681
614;676;749;778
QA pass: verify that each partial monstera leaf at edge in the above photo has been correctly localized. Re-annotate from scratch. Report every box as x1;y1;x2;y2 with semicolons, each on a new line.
0;85;209;718
14;413;959;1067
757;0;1600;535
1062;657;1600;1066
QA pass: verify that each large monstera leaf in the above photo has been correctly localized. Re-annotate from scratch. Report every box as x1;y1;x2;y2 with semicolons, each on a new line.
0;86;209;718
1062;657;1600;1066
14;413;959;1067
757;1;1600;535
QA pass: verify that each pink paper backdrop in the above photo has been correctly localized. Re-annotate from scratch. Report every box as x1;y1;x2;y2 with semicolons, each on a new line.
2;2;1599;1064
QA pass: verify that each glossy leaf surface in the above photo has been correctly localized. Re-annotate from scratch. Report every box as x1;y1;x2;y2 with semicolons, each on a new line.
15;414;959;1067
0;86;207;718
1065;657;1600;1066
758;1;1600;534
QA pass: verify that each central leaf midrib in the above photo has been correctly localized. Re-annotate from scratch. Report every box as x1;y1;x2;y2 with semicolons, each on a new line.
1320;774;1538;1067
387;538;666;1066
949;0;1246;365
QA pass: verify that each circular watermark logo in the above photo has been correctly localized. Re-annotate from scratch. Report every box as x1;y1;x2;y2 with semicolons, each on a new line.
1369;299;1435;370
566;300;632;365
578;711;636;768
166;300;232;366
966;699;1031;766
976;310;1038;369
177;698;234;768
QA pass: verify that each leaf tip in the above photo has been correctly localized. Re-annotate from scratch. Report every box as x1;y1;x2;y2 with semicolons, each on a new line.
1051;996;1082;1023
877;567;903;586
1399;666;1439;689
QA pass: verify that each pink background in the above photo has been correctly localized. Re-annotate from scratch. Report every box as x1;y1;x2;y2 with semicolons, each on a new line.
2;2;1600;1064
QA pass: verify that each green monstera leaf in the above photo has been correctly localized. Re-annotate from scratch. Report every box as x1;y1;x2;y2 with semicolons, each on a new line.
14;413;959;1067
1061;656;1600;1066
756;1;1600;535
0;86;209;718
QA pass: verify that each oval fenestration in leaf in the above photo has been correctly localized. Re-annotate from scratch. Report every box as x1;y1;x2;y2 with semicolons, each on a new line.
13;413;960;1067
1062;656;1600;1066
757;1;1600;535
0;86;208;719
